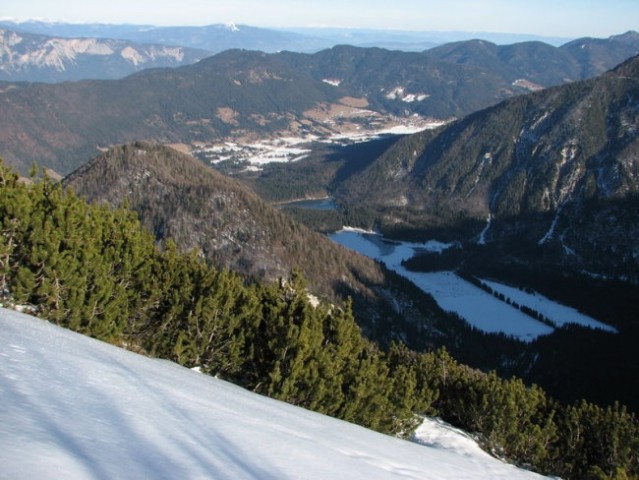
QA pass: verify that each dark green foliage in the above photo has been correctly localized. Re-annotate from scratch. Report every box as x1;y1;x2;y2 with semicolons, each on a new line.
278;206;344;233
417;348;639;478
2;160;638;479
555;401;639;479
0;160;424;435
1;166;157;341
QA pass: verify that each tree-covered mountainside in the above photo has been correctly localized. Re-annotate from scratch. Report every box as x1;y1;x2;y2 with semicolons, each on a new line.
2;160;638;479
62;142;473;353
63;142;384;300
427;34;639;86
229;57;639;413
1;35;637;175
60;142;639;415
0;49;344;175
333;54;639;278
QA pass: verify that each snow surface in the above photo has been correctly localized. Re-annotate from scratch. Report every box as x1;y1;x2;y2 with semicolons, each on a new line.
322;78;342;86
194;119;446;170
480;279;617;333
329;229;613;341
477;215;491;245
0;308;547;479
385;86;430;102
398;271;555;340
538;209;561;245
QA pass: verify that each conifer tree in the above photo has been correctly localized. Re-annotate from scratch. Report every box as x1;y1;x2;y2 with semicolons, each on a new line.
386;342;438;434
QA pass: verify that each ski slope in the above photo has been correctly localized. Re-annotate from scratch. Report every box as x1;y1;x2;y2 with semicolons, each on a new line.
0;308;547;479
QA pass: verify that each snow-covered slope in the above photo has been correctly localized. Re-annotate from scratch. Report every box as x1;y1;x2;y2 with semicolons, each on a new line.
0;308;547;479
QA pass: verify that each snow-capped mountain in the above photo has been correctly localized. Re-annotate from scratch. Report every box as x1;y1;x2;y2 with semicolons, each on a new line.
0;27;209;82
0;307;546;479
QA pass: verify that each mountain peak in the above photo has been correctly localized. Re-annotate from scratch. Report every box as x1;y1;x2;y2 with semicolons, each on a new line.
0;27;207;82
610;30;639;45
225;22;240;33
63;142;387;303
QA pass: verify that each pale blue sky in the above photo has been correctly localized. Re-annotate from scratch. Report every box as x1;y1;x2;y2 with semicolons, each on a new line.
2;0;637;37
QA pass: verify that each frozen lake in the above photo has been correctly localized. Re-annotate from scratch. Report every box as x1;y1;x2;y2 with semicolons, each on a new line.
329;229;615;342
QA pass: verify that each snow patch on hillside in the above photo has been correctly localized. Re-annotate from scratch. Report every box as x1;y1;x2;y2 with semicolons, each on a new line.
322;78;342;86
467;152;492;197
538;205;563;244
194;117;446;170
0;308;547;479
512;79;544;92
385;86;430;102
198;138;312;166
477;214;491;245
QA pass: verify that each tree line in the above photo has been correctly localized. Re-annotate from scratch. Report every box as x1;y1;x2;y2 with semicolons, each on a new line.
0;162;637;479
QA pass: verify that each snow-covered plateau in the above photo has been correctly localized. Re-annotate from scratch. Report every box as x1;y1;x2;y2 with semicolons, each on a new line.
0;308;548;479
330;229;615;341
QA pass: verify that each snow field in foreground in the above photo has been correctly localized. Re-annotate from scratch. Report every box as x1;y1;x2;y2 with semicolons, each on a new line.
0;308;546;479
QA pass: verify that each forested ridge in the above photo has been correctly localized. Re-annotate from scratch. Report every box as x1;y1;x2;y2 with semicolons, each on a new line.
1;162;637;479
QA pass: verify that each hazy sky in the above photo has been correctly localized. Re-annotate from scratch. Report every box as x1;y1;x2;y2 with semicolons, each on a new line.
2;0;637;38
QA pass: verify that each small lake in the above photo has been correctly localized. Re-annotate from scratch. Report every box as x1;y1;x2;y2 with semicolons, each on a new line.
280;198;338;211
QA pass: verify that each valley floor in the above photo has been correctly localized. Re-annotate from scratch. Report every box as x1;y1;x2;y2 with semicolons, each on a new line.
329;229;615;341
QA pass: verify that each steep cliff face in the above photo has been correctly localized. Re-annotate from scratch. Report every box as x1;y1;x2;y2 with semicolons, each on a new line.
0;28;208;82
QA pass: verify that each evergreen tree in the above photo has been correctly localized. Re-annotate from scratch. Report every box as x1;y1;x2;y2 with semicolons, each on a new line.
386;342;439;434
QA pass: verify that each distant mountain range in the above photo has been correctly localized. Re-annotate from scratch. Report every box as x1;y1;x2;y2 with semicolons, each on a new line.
0;21;333;54
0;20;575;53
0;27;210;82
0;20;637;84
426;30;639;86
1;32;637;175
